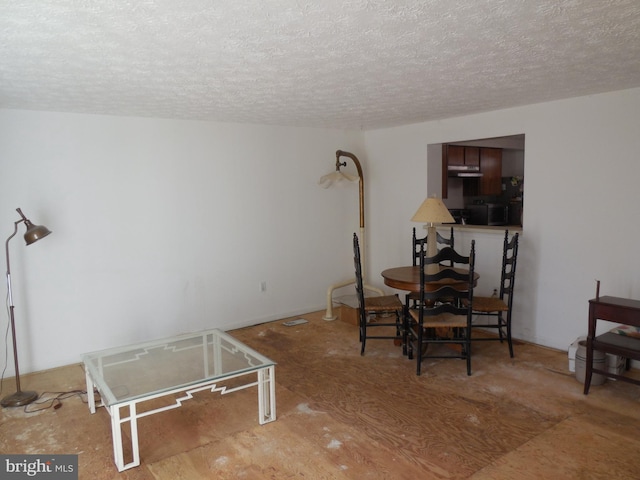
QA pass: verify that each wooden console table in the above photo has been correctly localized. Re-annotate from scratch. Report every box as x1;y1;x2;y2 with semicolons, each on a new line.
584;295;640;394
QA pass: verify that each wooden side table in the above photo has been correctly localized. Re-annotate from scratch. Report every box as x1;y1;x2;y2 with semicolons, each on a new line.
584;295;640;394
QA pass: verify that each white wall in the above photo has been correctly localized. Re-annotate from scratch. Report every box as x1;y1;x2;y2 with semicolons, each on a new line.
0;109;364;374
2;87;640;376
364;87;640;351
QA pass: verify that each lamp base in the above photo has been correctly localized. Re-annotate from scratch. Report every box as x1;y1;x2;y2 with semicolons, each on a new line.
1;390;38;408
426;225;439;275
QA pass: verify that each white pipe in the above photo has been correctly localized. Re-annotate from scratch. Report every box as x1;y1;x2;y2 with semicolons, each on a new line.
323;224;383;319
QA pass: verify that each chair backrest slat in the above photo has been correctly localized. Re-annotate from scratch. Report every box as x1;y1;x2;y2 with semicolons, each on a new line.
499;230;520;306
412;227;455;267
416;241;476;319
353;234;366;320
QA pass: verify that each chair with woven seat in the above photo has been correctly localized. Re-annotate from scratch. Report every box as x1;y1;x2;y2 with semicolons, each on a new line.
405;242;476;376
470;230;519;357
407;227;455;307
353;233;404;356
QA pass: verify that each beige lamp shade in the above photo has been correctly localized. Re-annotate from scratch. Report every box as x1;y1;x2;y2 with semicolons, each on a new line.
411;196;455;226
318;170;359;189
411;195;454;274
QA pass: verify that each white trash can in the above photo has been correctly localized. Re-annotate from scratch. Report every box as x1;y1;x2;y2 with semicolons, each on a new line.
575;340;607;385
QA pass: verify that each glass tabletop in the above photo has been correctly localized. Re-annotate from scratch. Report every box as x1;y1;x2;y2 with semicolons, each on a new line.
82;329;275;406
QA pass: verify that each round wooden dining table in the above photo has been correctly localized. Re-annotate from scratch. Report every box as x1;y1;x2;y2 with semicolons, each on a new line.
381;265;479;292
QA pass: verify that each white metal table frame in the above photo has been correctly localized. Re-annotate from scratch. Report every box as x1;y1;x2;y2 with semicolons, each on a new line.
82;329;276;471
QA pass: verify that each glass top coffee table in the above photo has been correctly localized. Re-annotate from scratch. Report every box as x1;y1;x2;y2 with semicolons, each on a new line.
82;328;276;471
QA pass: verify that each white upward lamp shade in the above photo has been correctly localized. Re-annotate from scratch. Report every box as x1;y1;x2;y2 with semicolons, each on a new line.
318;170;359;188
411;196;455;274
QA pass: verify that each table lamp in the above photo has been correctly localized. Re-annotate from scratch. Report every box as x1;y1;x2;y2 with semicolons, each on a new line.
2;208;52;408
411;195;455;274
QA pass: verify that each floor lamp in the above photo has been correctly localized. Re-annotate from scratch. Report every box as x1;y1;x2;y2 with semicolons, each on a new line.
319;150;383;321
2;208;52;408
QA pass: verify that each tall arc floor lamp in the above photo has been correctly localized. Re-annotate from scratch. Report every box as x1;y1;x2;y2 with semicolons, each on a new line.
319;150;383;321
2;208;52;408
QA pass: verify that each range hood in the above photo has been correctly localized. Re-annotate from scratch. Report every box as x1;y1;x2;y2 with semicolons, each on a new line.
447;165;483;177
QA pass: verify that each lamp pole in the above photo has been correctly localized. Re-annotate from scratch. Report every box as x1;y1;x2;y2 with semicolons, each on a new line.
1;208;51;408
322;151;383;321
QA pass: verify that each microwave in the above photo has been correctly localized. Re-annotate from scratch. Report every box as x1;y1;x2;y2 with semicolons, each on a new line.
466;203;508;226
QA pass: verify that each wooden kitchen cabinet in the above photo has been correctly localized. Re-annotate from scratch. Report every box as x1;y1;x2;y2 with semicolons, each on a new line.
446;145;464;166
442;145;481;198
442;145;451;198
446;145;479;167
442;145;502;198
463;146;480;167
479;147;502;195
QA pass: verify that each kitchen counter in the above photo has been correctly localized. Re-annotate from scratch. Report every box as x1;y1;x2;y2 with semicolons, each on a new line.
436;224;523;234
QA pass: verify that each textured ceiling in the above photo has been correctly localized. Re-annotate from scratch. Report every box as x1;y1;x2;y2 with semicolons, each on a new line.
1;0;640;130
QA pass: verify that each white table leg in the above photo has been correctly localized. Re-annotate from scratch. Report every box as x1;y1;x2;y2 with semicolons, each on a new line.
111;403;141;471
85;369;96;414
111;405;125;471
129;403;140;469
258;366;276;424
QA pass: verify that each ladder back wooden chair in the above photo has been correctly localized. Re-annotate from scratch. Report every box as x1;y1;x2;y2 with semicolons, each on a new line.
405;242;476;376
407;227;455;307
412;226;455;267
470;230;519;357
353;233;404;356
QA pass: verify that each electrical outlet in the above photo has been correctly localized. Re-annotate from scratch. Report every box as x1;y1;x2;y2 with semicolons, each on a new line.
260;281;267;292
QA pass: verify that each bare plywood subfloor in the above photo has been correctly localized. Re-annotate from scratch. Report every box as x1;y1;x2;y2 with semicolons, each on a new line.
2;310;639;479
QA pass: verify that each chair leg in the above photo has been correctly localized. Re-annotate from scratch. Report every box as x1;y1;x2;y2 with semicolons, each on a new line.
396;310;403;355
416;325;423;376
583;349;593;394
505;314;514;358
403;307;410;357
497;313;505;342
405;312;413;360
360;316;366;356
466;333;472;376
395;311;407;355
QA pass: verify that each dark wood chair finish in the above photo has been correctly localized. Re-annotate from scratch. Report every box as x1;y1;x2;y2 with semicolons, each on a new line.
412;226;455;267
469;230;519;357
353;233;404;356
407;227;455;306
405;242;476;376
